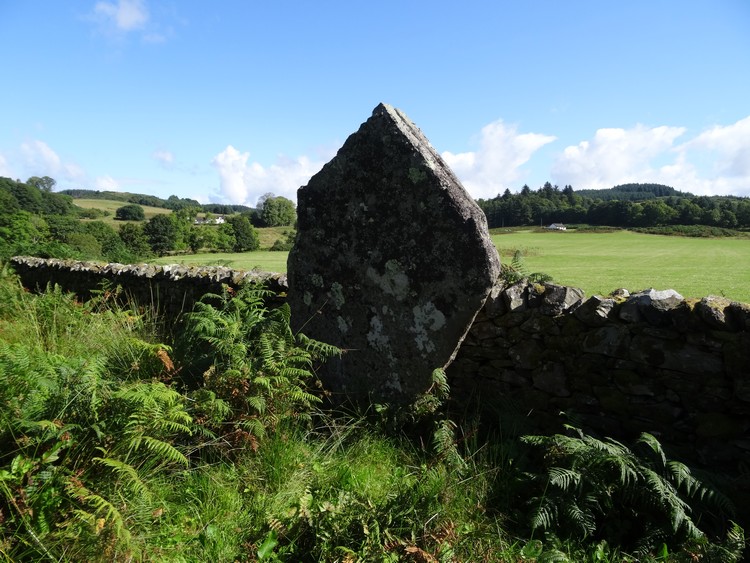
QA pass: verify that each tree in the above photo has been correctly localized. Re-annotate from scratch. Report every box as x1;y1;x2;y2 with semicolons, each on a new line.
26;176;56;192
118;223;152;258
216;223;236;252
640;200;677;226
40;191;75;215
81;221;128;261
227;215;260;252
115;204;146;221
143;214;178;256
5;180;43;213
261;196;296;226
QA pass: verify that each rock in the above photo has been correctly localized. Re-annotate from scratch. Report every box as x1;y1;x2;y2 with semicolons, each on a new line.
619;288;684;325
729;301;750;330
483;283;508;318
287;103;501;405
503;281;528;312
574;295;615;326
696;295;740;331
610;288;630;300
532;363;570;397
541;283;585;316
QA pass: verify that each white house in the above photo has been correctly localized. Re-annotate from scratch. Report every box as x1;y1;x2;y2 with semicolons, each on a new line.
546;223;567;231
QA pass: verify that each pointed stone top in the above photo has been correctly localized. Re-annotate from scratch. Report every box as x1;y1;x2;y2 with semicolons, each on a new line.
288;104;500;405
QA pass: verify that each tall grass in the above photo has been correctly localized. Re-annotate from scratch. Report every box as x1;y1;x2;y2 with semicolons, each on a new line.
0;267;743;561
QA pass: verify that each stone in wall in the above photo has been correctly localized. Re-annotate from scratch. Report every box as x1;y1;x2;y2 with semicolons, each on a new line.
287;103;501;405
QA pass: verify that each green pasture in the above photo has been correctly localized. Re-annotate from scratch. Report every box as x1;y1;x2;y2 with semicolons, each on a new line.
74;198;171;227
492;229;750;302
152;250;290;273
152;229;750;303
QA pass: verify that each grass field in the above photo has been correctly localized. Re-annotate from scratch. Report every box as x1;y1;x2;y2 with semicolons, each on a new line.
153;229;750;303
74;198;171;228
153;250;290;273
491;229;750;302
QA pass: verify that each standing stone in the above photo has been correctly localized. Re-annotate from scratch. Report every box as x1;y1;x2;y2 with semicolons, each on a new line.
288;103;501;405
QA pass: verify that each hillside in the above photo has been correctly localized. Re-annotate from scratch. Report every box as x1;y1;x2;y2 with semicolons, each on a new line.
575;183;692;201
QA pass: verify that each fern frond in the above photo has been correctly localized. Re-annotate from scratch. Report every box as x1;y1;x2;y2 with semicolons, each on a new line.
65;478;131;543
548;467;581;492
94;456;150;498
530;497;557;531
136;436;189;468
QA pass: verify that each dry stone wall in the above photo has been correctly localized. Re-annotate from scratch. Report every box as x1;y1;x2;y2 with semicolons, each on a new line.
448;280;750;474
10;256;287;321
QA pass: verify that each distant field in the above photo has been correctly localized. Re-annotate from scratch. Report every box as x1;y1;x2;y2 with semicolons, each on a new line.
152;251;289;273
492;229;750;302
74;198;171;228
152;229;750;303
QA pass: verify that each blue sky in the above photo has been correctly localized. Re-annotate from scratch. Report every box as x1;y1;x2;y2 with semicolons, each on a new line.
2;1;749;206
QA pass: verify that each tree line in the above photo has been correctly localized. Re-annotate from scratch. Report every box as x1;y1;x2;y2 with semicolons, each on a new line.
477;182;750;230
4;175;750;264
0;177;296;262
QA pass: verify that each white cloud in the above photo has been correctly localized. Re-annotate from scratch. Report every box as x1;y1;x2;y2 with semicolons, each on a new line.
94;0;148;32
681;116;750;179
152;149;174;169
88;0;174;43
442;119;556;199
211;145;327;205
95;175;121;191
551;117;750;196
0;154;11;177
551;124;686;190
20;140;85;182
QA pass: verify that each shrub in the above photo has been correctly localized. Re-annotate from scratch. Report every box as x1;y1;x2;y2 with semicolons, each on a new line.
115;204;145;221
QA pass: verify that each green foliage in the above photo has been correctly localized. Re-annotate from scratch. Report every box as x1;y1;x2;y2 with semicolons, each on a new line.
518;426;738;557
259;195;296;227
26;176;57;193
115;203;146;221
476;180;750;231
0;275;197;560
270;229;296;251
227;214;260;252
118;222;153;258
175;285;340;450
143;213;178;255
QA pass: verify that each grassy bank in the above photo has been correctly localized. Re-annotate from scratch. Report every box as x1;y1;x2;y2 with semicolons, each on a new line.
152;229;750;303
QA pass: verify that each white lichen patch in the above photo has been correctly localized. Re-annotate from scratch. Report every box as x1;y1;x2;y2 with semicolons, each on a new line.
303;291;313;306
366;315;391;352
336;315;349;334
410;302;446;355
329;282;345;309
366;259;410;301
311;273;324;288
